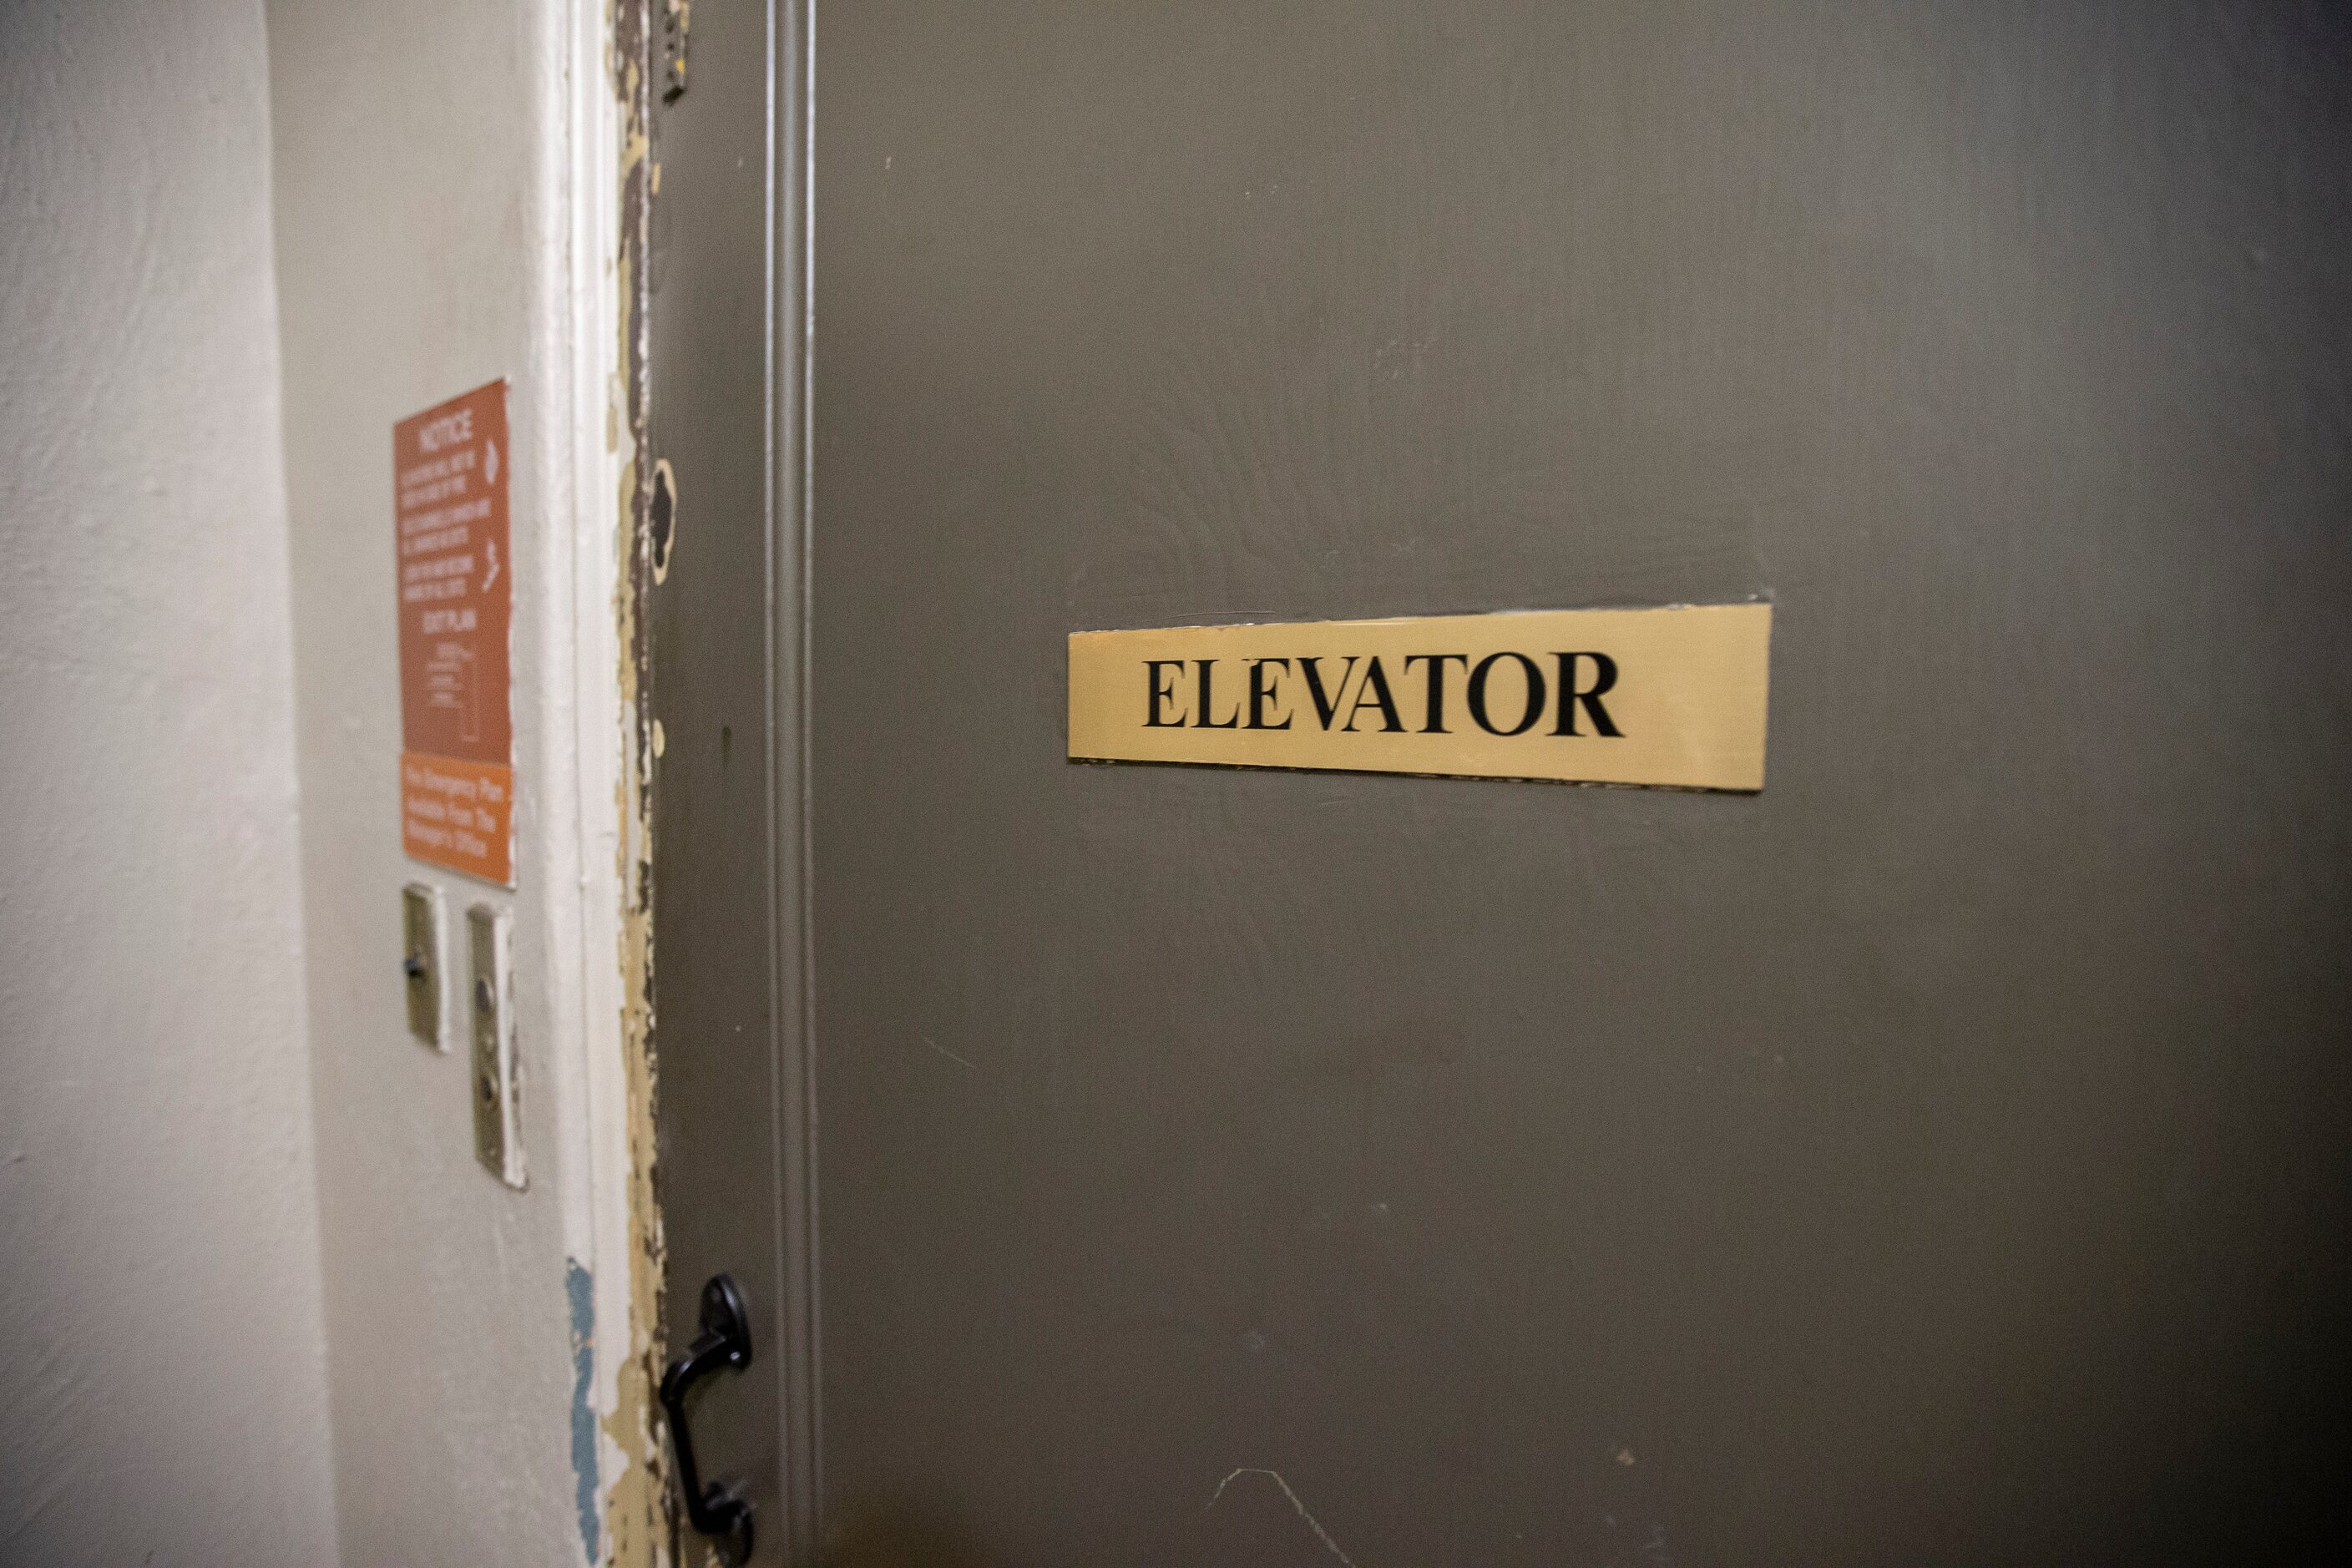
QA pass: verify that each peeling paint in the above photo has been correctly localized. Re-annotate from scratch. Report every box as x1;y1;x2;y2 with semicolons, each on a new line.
648;458;675;584
601;2;672;1565
568;1260;602;1563
661;0;690;101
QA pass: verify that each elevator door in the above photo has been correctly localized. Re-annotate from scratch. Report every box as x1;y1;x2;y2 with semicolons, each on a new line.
650;4;2352;1564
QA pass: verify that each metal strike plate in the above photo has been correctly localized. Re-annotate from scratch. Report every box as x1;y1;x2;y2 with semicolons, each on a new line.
402;883;443;1049
467;903;524;1189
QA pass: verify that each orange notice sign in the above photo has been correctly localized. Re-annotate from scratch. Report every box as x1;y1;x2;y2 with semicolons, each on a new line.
394;381;513;885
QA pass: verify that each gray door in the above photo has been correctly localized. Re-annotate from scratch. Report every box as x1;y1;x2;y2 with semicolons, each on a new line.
652;3;2352;1564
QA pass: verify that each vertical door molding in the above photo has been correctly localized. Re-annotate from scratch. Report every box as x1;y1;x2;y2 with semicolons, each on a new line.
765;0;822;1555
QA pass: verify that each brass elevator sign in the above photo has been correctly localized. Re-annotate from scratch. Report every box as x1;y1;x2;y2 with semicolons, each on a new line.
1067;604;1772;791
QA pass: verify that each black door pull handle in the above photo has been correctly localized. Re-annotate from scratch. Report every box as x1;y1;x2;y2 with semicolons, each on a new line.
660;1272;756;1563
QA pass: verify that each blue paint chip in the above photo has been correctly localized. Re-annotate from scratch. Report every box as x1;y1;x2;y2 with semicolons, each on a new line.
567;1259;602;1563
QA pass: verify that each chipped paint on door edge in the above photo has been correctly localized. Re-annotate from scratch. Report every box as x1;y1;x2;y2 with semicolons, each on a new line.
599;0;674;1561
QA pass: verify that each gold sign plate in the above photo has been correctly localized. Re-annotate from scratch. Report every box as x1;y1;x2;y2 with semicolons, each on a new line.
1068;604;1771;791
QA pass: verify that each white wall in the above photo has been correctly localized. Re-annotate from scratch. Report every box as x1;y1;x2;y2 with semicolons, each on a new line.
266;0;636;1562
0;2;339;1565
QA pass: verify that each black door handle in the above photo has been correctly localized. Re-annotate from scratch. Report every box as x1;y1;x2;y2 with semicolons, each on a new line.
660;1272;756;1564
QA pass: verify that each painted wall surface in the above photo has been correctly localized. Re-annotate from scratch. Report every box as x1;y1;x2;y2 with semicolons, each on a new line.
0;2;339;1564
266;0;635;1562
